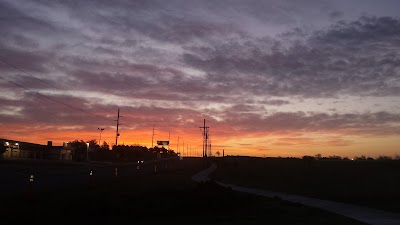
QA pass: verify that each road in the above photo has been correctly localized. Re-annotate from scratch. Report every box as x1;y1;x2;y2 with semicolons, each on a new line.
0;157;178;198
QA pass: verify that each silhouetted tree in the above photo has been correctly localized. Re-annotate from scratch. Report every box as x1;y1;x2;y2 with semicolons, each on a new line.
87;139;98;148
100;141;110;150
354;155;367;161
302;155;315;160
377;155;392;161
328;155;342;160
70;140;89;161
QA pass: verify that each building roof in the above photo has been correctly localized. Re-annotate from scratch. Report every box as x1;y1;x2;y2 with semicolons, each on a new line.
0;138;62;149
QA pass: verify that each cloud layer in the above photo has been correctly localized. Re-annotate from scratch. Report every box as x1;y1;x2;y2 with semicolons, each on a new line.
1;0;400;157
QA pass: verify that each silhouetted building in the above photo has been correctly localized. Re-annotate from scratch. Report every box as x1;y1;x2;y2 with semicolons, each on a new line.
0;138;72;160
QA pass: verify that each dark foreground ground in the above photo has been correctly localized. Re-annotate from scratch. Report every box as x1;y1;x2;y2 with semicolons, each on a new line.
211;156;400;213
1;158;367;225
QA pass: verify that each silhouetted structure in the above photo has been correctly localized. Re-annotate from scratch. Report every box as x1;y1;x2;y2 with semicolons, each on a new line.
0;138;178;162
0;138;72;160
199;119;209;157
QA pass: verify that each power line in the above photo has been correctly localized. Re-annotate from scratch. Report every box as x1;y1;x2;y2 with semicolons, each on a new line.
0;58;152;132
0;58;116;122
0;76;114;124
0;59;213;138
0;58;57;90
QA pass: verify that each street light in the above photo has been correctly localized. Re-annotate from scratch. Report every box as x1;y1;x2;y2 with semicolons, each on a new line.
5;142;9;157
15;143;19;158
86;142;89;161
98;128;104;147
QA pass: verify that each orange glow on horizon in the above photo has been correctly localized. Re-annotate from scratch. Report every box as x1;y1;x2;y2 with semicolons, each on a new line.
3;125;400;159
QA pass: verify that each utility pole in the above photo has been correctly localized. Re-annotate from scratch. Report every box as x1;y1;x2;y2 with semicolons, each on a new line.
115;108;121;146
98;128;104;147
168;129;170;151
209;138;212;157
151;124;155;148
177;136;180;155
199;119;209;158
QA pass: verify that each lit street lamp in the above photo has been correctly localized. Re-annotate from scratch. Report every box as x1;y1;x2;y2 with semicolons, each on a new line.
16;143;19;158
86;142;89;161
5;142;9;157
98;128;104;147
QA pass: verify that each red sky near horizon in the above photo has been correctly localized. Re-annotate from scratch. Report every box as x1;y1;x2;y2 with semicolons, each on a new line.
1;0;400;158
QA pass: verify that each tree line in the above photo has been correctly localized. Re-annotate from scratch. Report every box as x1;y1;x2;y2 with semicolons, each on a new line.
302;153;400;161
69;139;177;162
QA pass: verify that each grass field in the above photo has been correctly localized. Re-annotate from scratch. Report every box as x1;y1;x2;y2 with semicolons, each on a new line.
1;158;367;225
211;156;400;213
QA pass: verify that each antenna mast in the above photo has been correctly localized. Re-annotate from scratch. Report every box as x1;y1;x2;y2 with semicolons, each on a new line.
115;108;121;146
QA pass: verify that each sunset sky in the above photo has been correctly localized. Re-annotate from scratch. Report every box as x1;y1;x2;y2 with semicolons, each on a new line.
1;0;400;158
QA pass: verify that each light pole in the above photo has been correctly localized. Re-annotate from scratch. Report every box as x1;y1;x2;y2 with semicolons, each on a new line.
86;142;89;161
98;128;104;147
16;143;19;158
5;142;10;157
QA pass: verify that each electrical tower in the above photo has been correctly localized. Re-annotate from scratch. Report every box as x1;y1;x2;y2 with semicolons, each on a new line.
199;119;209;157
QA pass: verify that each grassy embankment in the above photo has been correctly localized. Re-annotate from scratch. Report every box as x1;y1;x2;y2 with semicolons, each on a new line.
211;156;400;213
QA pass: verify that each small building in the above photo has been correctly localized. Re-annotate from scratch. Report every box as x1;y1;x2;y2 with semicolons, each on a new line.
2;140;21;158
0;138;72;160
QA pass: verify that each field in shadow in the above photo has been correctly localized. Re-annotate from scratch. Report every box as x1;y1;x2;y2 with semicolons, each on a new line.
211;156;400;213
2;158;367;225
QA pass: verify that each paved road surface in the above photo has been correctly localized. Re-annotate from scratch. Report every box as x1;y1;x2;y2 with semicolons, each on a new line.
0;158;177;197
192;163;400;225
